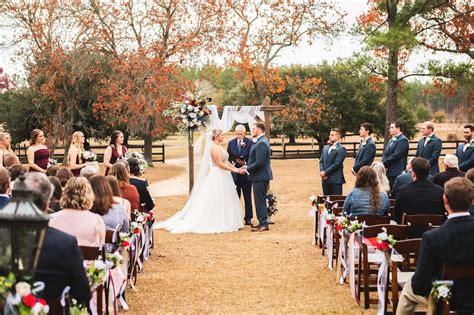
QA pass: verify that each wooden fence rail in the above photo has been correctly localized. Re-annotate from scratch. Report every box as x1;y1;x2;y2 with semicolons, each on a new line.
269;140;464;160
12;144;165;164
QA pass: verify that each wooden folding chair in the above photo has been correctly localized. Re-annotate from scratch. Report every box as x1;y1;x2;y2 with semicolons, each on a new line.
79;246;106;315
403;214;445;238
362;224;410;240
437;263;474;314
390;238;422;313
354;234;379;309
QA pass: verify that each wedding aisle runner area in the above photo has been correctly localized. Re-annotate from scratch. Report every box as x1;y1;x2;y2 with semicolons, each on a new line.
124;159;373;314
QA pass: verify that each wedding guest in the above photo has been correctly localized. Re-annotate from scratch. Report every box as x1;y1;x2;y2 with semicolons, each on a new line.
49;177;105;247
27;129;50;173
128;157;154;212
0;132;17;167
89;175;129;233
25;172;91;306
0;167;10;208
415;121;442;175
103;130;127;176
45;164;60;177
3;154;20;168
48;176;62;212
110;162;139;211
106;175;131;218
319;128;346;195
67;131;87;177
382;122;409;188
343;166;389;216
227;125;253;225
352;123;376;175
371;161;391;193
391;158;434;198
56;166;74;187
80;164;98;179
434;154;464;188
396;177;474;314
455;124;474;172
8;164;26;183
466;169;474;215
394;157;445;224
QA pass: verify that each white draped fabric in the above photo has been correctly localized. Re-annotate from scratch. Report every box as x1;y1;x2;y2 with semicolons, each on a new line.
208;105;264;132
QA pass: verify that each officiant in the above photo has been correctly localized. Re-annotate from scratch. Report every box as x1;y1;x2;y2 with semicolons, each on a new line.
227;125;254;225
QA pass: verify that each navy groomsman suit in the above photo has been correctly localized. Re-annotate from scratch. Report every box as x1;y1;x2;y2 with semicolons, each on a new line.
227;136;254;223
352;137;376;173
456;140;474;172
319;142;346;195
415;133;442;175
382;134;409;188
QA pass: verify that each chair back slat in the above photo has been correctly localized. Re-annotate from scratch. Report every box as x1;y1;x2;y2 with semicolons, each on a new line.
79;246;101;260
403;214;446;238
105;230;115;244
440;263;474;280
393;238;422;271
332;207;343;216
351;215;390;226
362;224;410;240
389;199;396;207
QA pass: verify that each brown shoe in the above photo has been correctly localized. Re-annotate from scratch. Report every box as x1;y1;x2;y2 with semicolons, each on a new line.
251;226;269;232
251;224;261;229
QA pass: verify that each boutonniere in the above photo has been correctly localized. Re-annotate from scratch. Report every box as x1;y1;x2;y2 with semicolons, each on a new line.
240;141;247;149
470;143;474;149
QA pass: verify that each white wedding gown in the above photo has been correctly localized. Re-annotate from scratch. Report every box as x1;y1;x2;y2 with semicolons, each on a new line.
155;145;244;234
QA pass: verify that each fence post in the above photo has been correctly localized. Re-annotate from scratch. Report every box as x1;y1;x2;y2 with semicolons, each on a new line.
283;143;286;159
162;144;165;164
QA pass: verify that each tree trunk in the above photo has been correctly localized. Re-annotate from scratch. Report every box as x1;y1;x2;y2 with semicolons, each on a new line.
143;134;153;166
288;135;296;144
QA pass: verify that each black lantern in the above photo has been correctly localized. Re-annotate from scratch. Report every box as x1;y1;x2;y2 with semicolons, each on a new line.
0;174;49;281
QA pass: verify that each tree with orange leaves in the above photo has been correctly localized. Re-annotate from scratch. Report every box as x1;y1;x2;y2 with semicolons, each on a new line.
358;0;473;141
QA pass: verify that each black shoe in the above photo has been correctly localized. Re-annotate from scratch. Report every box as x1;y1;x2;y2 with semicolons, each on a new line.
244;221;252;226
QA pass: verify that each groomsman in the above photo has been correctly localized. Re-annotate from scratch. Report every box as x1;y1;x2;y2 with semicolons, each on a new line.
456;124;474;172
227;125;254;225
319;128;346;195
415;121;442;175
382;121;409;188
352;122;376;175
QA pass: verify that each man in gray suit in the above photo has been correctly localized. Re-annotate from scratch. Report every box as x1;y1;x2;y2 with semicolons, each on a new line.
241;122;273;232
319;128;346;195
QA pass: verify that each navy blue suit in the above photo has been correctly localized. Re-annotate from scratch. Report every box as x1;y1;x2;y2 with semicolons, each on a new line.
382;134;409;187
353;137;376;173
456;142;474;172
227;137;253;222
319;142;346;195
246;136;273;227
0;195;10;209
415;134;442;175
391;170;434;198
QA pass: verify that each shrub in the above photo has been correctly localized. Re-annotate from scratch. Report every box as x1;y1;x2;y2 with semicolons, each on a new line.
432;110;447;123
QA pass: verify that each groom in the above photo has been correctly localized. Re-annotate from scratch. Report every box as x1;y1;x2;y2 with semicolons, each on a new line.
227;124;254;225
241;122;273;232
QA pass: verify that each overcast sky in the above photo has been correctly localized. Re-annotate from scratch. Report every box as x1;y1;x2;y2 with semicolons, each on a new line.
0;0;469;80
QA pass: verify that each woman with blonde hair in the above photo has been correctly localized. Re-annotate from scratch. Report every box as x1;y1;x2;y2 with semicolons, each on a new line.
0;132;17;167
371;161;391;193
67;131;87;177
27;129;50;173
49;177;105;247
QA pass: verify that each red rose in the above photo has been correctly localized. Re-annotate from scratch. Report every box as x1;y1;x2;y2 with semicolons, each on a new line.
377;241;390;251
336;224;343;232
311;201;316;207
38;298;47;306
122;240;130;247
326;219;331;225
133;227;140;234
22;294;36;308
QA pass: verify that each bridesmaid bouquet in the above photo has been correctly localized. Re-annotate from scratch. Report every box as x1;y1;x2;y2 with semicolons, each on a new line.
82;150;97;162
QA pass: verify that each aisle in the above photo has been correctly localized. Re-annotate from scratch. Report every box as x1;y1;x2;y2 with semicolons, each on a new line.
124;159;374;314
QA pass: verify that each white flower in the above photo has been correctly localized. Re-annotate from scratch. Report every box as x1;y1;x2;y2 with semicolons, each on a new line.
438;285;450;298
94;260;106;270
31;303;44;315
197;111;203;117
192;117;198;122
189;113;197;118
193;106;200;112
196;120;202;126
187;105;194;111
377;232;388;241
309;195;316;201
15;282;31;296
180;106;186;113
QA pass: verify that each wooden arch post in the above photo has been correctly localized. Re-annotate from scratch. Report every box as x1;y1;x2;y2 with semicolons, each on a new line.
259;96;284;139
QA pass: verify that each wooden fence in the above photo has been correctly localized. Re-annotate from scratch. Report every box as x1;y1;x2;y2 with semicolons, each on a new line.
269;140;464;160
12;143;165;164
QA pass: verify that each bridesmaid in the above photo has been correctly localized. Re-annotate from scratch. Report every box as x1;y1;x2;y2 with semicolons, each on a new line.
67;131;86;176
0;132;17;167
103;130;127;176
27;129;50;173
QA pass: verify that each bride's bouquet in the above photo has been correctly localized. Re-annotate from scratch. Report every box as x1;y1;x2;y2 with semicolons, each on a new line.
166;96;212;133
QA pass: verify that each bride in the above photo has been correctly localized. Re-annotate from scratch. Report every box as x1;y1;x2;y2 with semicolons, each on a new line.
155;129;244;234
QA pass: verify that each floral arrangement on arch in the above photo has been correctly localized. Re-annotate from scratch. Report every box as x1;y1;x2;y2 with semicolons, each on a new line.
167;96;212;133
124;151;148;174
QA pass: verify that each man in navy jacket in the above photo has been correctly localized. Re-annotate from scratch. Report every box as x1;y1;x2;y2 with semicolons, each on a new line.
382;122;409;188
352;122;376;175
319;128;346;195
455;124;474;172
415;121;442;175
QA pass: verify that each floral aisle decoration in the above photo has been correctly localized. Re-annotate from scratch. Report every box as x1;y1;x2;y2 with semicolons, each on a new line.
123;151;148;174
376;227;397;252
431;280;453;305
119;232;130;249
0;273;49;315
266;192;278;224
86;260;113;290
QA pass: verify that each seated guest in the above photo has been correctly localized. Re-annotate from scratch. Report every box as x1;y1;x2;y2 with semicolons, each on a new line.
128;157;155;212
391;158;434;198
89;175;129;233
3;154;20;168
0;167;10;208
106;175;131;218
343;166;389;216
49;177;105;247
48;176;62;212
394;157;445;223
396;177;474;314
8;164;26;192
110;162;140;212
25;172;91;307
56;166;74;187
80;164;98;179
371;161;391;193
434;154;464;188
466;169;474;215
45;164;60;177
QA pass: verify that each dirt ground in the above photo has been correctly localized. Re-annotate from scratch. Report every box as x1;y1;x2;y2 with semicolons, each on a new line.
123;156;376;314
